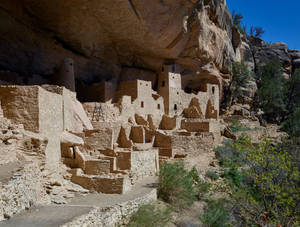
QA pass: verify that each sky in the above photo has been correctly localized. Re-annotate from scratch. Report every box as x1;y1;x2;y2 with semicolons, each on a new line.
226;0;300;50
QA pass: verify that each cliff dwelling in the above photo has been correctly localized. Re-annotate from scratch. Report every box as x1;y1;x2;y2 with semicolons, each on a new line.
0;59;221;195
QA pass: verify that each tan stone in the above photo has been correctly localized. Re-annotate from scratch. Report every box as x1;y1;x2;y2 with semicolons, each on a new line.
135;114;148;126
182;119;220;133
84;160;111;175
71;175;131;194
160;114;177;130
84;128;113;151
117;127;132;148
205;100;218;119
61;131;84;147
154;131;172;148
129;126;145;143
159;148;174;158
183;106;202;119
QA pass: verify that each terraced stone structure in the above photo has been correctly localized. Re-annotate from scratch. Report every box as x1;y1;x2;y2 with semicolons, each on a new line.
0;62;221;195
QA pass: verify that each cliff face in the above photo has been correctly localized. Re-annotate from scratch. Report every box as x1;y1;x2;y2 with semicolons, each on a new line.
0;0;236;86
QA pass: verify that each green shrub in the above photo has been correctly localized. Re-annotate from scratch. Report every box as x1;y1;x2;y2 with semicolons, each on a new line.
128;204;172;227
196;179;211;197
221;167;244;188
200;199;231;227
215;136;249;167
228;119;250;132
229;139;300;226
158;162;198;209
205;170;219;181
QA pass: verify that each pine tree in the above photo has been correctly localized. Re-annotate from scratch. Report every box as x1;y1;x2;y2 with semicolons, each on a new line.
257;60;286;122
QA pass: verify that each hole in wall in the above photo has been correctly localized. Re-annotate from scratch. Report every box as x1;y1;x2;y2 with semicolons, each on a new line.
174;104;177;110
212;87;215;94
162;81;165;87
141;101;144;108
157;104;160;109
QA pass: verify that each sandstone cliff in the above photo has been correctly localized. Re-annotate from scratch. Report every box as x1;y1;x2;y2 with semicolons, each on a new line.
0;0;237;92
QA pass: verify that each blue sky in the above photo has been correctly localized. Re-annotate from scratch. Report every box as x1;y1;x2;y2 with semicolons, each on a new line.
226;0;300;50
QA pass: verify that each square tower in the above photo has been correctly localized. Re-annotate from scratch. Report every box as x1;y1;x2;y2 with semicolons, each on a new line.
158;64;183;115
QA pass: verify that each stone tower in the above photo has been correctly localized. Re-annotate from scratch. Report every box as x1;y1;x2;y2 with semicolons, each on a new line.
158;64;182;115
56;58;76;92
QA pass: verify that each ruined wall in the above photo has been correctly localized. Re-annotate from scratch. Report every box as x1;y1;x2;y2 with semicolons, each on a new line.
0;86;39;133
38;87;63;168
158;67;219;118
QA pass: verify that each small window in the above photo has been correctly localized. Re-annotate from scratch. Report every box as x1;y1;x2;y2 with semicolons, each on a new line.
157;104;161;110
177;92;179;95
212;87;215;94
162;81;165;87
174;104;177;111
141;101;144;108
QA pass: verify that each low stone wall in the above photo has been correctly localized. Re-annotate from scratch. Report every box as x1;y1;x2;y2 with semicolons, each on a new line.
62;188;157;227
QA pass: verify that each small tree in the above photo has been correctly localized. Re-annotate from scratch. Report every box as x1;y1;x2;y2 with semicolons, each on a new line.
158;162;198;209
282;107;300;137
257;60;286;122
285;68;300;115
250;26;265;38
232;10;243;28
232;10;246;35
224;62;250;106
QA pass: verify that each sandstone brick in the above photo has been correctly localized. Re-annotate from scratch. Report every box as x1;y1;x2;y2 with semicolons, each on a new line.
84;160;111;175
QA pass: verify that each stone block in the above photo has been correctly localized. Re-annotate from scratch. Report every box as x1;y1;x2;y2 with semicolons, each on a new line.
61;131;84;146
181;119;219;133
84;128;113;150
183;106;203;119
64;146;85;169
135;114;148;126
84;160;111;175
117;127;132;148
159;148;174;158
116;151;131;170
160;114;177;130
71;175;131;194
154;131;172;148
129;126;145;143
